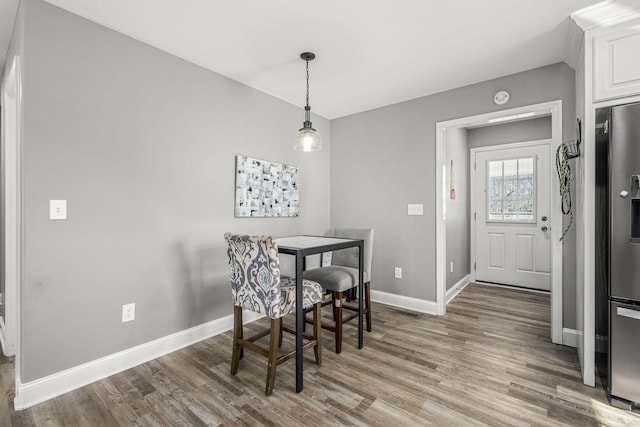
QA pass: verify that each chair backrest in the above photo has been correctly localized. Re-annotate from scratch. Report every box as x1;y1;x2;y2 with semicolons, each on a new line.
224;233;284;319
331;228;374;280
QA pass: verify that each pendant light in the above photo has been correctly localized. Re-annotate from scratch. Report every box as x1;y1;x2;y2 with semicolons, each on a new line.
294;52;322;151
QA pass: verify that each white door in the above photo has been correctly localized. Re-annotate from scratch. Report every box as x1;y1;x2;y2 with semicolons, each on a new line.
473;144;551;291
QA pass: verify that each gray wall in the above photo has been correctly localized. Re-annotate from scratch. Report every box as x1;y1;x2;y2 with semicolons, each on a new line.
467;117;552;148
17;0;331;382
330;62;577;329
445;128;469;290
6;0;580;384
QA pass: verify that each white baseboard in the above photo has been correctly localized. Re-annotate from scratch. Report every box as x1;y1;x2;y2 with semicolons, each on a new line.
445;275;470;305
562;329;607;352
563;328;579;348
14;311;263;410
370;290;437;315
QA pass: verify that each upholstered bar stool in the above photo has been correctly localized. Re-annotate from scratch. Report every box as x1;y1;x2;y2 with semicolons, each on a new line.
224;233;323;395
303;228;374;353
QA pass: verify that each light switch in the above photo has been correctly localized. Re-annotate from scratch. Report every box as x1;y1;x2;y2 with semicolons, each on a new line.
49;200;67;220
408;204;424;215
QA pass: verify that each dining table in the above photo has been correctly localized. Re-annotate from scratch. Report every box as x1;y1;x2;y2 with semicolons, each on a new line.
275;235;364;393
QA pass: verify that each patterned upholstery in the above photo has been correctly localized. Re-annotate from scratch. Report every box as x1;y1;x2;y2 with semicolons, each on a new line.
225;233;323;319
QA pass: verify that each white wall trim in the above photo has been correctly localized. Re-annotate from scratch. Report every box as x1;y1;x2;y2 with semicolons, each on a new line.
564;328;607;352
548;101;564;346
580;28;596;387
14;311;263;410
1;55;21;359
565;17;585;69
562;328;603;350
371;290;437;315
435;125;447;316
435;100;564;345
445;275;469;305
572;4;640;31
370;278;467;315
563;328;579;348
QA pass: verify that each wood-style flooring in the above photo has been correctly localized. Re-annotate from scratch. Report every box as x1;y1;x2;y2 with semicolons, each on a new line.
1;283;639;426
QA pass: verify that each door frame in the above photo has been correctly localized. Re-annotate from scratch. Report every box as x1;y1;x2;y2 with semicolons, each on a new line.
435;100;563;344
1;55;22;360
470;140;552;290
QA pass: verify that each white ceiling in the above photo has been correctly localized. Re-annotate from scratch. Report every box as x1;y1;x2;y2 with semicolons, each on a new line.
1;0;639;119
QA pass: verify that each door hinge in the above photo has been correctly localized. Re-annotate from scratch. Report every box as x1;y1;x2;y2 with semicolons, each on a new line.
474;162;476;170
474;262;476;270
474;212;476;220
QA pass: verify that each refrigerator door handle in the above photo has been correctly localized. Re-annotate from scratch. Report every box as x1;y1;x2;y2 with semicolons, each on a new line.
617;306;640;320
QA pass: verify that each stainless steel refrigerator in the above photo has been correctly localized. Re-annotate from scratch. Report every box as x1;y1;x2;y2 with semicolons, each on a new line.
595;101;640;410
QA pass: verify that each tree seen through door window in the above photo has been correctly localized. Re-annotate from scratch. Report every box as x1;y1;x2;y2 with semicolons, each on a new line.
487;157;534;221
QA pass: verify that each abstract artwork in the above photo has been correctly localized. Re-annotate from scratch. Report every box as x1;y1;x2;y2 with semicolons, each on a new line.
234;155;299;217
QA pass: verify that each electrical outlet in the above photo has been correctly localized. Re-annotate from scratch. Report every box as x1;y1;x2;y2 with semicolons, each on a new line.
49;200;67;220
450;262;454;273
407;204;424;216
394;267;402;279
122;303;135;323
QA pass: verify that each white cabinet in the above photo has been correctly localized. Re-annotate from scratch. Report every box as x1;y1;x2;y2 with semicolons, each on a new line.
593;20;640;102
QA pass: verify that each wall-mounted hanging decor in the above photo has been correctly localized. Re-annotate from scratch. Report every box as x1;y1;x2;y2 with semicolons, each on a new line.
234;155;299;217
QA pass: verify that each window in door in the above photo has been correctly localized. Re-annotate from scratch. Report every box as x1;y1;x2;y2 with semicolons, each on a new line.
487;157;534;222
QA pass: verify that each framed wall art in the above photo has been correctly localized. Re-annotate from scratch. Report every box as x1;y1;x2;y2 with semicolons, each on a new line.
234;155;299;217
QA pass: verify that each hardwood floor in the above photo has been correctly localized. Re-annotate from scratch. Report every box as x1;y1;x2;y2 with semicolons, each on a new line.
1;283;639;426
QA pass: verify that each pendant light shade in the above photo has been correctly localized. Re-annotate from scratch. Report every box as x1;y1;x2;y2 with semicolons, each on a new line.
294;52;322;151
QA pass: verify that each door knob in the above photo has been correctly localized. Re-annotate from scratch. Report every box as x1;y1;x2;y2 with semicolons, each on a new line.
541;226;549;232
541;216;548;221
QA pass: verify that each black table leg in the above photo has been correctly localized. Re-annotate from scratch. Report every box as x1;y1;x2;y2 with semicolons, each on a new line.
358;241;364;349
295;251;304;392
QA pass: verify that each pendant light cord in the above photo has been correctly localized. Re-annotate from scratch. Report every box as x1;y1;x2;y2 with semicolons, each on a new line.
305;60;310;108
304;59;311;123
297;52;317;135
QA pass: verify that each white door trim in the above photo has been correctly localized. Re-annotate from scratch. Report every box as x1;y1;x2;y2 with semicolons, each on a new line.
1;56;21;358
470;140;552;290
435;100;563;344
1;55;23;408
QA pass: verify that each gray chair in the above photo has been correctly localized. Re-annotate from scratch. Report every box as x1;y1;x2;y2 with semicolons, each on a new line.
303;228;374;353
